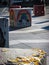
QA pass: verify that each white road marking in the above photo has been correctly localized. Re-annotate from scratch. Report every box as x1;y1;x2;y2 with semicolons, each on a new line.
9;39;49;45
9;29;45;33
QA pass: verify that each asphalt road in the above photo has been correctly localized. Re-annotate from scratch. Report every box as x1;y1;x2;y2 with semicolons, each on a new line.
9;30;49;40
0;7;49;55
9;8;49;55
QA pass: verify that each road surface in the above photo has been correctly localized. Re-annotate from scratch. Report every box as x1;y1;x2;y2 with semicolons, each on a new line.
0;6;49;55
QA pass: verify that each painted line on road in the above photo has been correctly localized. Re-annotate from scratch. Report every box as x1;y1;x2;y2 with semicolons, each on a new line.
9;39;49;45
9;29;45;34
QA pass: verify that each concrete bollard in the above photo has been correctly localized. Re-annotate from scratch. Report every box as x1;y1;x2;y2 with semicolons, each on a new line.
0;17;9;47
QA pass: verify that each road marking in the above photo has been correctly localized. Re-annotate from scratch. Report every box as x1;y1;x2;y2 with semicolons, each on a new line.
9;39;49;45
9;29;45;33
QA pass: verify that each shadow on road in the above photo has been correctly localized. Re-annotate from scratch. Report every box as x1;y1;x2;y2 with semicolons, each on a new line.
42;26;49;30
9;26;30;31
